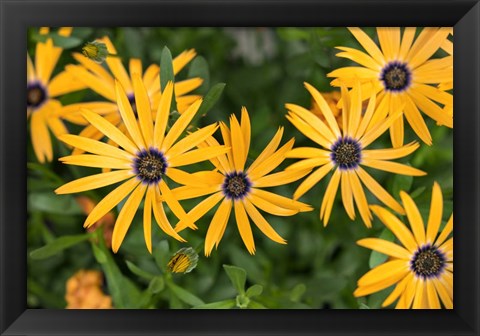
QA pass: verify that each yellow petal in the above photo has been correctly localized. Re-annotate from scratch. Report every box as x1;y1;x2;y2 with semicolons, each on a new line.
356;167;405;215
30;107;53;163
408;28;450;69
377;27;400;61
433;278;453;309
46;116;68;139
251;188;312;212
60;154;132;170
249;127;283;172
219;122;235;169
254;169;311;188
426;280;441;309
286;147;331;159
248;138;295;180
153;81;174;147
58;134;133;161
174;78;203;96
152;189;186;241
370;205;418;253
286;103;336;143
347;79;363;137
172;49;196;75
400;191;426;245
65;65;116;101
354;88;377;139
234;202;255;254
403;95;432;145
382;272;413;307
412;278;426;309
27;53;35;82
435;214;452;247
348;27;386;64
408;89;453;128
362;141;419;160
335;46;382;70
304;82;341;137
172;185;220;201
167;167;222;187
81;109;138;155
175;192;224;232
357;259;409;287
115;80;146;149
55;170;133;194
142;187;153;253
354;269;407;297
159;181;195;230
241;107;251;159
389;106;404;148
84;177;139;228
162;99;203;151
349;170;372;227
320;168;341;226
286;113;331;148
48;71;87;97
293;163;333;200
199;135;230;173
168;146;229;168
396;275;417;308
243;198;286;244
111;183;146;253
72;52;114;83
360;108;403;148
167;124;218;158
286;157;331;172
357;238;411;260
248;194;298;216
205;199;232;256
129;58;143;76
398;27;416;61
341;171;355;219
132;74;154;147
426;182;443;244
361;159;426;176
229;114;247;171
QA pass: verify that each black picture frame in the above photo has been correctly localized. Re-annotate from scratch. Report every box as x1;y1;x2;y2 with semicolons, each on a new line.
1;0;479;335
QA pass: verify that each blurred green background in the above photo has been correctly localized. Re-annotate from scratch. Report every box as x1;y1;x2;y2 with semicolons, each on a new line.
27;27;453;309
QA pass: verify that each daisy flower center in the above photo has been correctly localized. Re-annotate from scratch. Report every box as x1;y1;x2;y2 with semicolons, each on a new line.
380;61;412;92
410;244;446;279
222;171;252;200
133;148;168;185
331;137;362;170
27;82;48;109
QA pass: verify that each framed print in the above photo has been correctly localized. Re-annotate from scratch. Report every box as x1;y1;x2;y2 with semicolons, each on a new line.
1;0;479;335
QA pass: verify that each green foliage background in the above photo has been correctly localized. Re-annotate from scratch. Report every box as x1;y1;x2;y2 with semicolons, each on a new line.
27;27;453;309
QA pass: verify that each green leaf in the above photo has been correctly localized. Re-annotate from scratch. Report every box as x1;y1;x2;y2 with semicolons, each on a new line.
30;234;90;260
247;300;267;309
166;280;204;306
32;33;82;49
187;56;210;94
236;294;250;308
197;83;225;117
189;83;225;127
126;260;156;281
193;299;236;309
369;228;396;269
91;244;107;264
148;277;165;294
223;264;247;295
160;46;177;112
245;284;263;298
359;303;370;309
28;192;83;215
